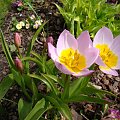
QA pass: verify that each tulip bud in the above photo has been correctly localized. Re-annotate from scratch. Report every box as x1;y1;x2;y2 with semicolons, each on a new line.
12;1;23;8
46;36;54;45
14;57;23;73
14;32;21;48
18;1;23;7
44;36;54;49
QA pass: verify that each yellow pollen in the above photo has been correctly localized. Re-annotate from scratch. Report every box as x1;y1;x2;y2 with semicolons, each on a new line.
59;48;86;73
96;44;118;68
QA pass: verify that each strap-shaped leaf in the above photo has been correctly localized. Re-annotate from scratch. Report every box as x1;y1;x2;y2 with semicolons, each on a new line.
22;57;43;70
69;77;90;97
26;21;47;56
25;98;46;120
82;86;116;97
46;96;72;120
18;98;32;120
43;74;63;87
0;74;14;100
67;94;110;105
28;74;59;95
30;51;43;62
41;74;59;95
25;21;47;73
0;29;15;69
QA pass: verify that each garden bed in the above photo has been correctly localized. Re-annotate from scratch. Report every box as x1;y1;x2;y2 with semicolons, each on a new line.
0;0;120;120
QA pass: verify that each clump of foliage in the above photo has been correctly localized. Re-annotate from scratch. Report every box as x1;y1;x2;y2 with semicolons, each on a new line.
0;0;14;26
56;0;120;37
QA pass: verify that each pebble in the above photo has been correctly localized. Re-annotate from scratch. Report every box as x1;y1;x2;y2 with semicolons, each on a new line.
115;77;120;81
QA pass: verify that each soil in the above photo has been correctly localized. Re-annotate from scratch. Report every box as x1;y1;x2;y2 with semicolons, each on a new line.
0;0;120;120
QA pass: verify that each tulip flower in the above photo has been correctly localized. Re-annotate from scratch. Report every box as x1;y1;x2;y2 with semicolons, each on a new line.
14;32;21;48
93;27;120;76
48;30;99;76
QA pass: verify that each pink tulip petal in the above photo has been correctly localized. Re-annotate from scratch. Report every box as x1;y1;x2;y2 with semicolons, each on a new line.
112;58;120;70
93;27;113;47
84;47;99;68
57;29;78;56
55;61;73;74
110;35;120;69
48;43;58;61
77;31;91;53
99;66;118;76
89;39;93;48
110;35;120;56
72;69;94;77
95;56;106;66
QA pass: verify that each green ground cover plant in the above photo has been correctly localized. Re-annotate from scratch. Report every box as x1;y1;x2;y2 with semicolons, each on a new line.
56;0;120;37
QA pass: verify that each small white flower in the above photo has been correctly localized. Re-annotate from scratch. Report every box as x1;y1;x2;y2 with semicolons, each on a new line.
16;23;22;30
40;19;43;23
35;20;41;26
33;24;39;29
26;19;29;23
30;14;35;20
20;21;25;26
26;23;30;29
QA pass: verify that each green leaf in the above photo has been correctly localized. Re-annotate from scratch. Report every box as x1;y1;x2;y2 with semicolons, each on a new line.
18;98;32;120
26;21;47;56
61;75;70;100
31;80;38;104
69;77;90;97
67;94;110;105
22;57;43;70
25;21;47;73
43;74;63;87
42;55;47;73
0;74;14;100
26;2;40;19
82;85;116;97
30;51;43;62
25;98;46;120
12;69;22;86
9;44;16;52
0;29;15;69
46;96;72;120
28;74;51;89
22;74;32;90
46;59;57;75
12;69;31;100
41;74;59;95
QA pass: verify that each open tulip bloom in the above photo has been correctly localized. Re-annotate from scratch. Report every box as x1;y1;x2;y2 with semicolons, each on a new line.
93;27;120;76
48;30;99;76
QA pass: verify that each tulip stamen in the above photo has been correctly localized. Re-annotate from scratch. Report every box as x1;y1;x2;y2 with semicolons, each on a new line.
59;48;86;73
96;44;118;68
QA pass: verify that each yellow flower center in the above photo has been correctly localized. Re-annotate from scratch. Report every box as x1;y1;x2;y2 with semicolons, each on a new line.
96;44;118;68
59;48;86;73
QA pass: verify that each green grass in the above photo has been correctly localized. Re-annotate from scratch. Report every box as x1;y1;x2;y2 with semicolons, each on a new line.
0;0;14;27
